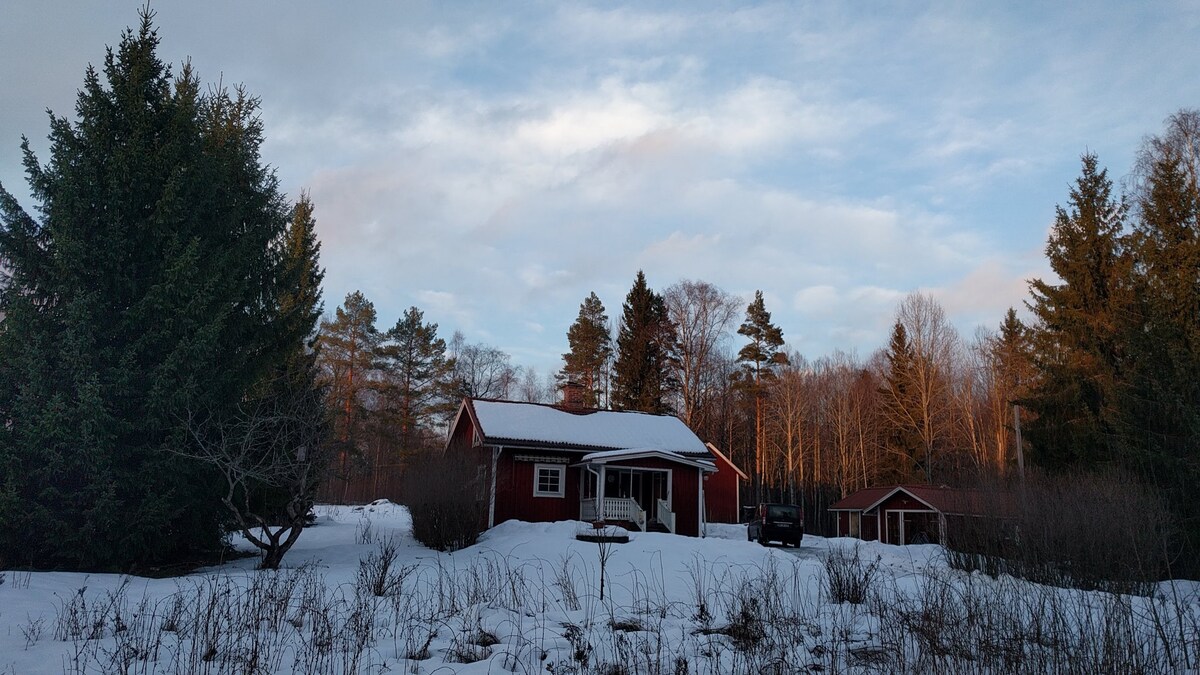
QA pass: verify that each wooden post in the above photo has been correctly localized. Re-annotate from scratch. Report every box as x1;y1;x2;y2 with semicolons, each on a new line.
597;464;607;522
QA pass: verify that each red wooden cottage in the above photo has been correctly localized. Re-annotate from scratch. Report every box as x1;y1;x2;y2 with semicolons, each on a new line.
445;396;746;537
829;485;993;545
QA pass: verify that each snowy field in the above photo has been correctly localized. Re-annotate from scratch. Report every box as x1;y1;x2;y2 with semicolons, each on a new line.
2;502;1198;674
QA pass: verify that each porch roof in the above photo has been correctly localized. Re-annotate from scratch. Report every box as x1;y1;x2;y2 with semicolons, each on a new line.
573;447;717;472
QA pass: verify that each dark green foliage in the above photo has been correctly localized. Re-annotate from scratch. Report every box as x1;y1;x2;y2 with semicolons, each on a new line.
878;322;923;481
0;12;308;570
1024;118;1200;574
317;291;381;469
279;193;325;360
1024;153;1131;469
560;291;612;408
611;271;679;413
379;306;452;452
1120;113;1200;563
734;291;788;388
732;290;787;497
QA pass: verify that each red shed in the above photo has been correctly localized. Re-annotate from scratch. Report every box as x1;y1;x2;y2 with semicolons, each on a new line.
445;397;745;537
829;485;994;545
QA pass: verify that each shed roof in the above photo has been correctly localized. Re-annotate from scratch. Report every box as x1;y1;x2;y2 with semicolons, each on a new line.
831;484;1000;516
829;486;894;511
466;399;710;456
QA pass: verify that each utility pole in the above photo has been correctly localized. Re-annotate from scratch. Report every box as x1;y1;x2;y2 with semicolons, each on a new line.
1013;403;1025;484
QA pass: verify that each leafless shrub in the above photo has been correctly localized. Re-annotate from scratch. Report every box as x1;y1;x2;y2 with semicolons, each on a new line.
401;450;484;551
947;468;1173;594
54;579;131;642
721;594;767;651
822;545;881;604
354;515;374;545
34;517;1200;675
356;536;414;597
555;554;582;612
21;615;45;649
685;557;714;625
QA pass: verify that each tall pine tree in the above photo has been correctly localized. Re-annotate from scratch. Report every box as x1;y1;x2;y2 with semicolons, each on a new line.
379;306;452;453
0;11;305;569
317;291;380;491
560;291;612;408
733;290;787;498
611;271;678;413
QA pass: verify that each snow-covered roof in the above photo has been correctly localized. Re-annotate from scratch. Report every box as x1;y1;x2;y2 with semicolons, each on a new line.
469;400;709;456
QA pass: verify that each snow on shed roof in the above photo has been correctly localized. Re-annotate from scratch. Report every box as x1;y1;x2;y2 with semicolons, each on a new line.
469;399;709;455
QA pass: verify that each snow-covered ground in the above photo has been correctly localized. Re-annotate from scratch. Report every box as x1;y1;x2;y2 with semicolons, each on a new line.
2;502;1198;674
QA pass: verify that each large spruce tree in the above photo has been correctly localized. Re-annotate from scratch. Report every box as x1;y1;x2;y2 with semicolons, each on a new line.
611;271;678;413
1123;113;1200;560
878;321;923;481
0;12;308;569
1024;153;1131;469
560;291;612;408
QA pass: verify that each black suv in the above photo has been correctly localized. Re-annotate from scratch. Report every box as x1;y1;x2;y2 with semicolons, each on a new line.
746;503;804;547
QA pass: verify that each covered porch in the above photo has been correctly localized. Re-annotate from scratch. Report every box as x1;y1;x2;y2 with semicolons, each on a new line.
573;449;716;535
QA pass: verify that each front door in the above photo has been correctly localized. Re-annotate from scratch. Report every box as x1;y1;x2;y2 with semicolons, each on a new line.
885;511;901;544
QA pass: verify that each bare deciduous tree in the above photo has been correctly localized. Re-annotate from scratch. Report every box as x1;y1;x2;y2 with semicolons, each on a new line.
183;378;330;570
449;331;517;400
664;280;741;428
516;366;553;403
893;292;961;483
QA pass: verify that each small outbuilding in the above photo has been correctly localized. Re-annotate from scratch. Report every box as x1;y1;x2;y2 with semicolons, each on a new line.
829;484;993;545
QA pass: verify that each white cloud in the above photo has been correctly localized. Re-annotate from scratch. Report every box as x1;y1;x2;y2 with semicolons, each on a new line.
6;1;1194;375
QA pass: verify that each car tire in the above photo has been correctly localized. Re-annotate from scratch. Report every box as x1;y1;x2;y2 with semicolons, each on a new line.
759;534;769;547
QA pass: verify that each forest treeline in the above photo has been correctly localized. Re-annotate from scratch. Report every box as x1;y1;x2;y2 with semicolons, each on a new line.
0;13;1197;574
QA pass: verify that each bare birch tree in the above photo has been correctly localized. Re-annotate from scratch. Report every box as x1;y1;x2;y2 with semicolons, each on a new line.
664;280;741;428
894;292;961;483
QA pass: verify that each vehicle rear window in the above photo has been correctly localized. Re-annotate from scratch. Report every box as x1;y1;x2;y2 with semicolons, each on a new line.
767;505;799;519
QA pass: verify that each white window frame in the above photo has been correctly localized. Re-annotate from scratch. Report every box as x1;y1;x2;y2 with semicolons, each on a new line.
533;463;566;498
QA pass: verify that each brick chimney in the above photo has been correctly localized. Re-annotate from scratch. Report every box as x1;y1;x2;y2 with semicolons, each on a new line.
561;380;586;410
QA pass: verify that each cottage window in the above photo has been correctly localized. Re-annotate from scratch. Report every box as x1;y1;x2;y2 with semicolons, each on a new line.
534;464;565;498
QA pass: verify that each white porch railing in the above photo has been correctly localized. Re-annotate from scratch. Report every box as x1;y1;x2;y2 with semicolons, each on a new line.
580;498;646;531
656;498;675;534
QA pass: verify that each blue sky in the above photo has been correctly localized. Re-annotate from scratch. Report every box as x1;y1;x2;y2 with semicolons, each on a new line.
3;2;1198;376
